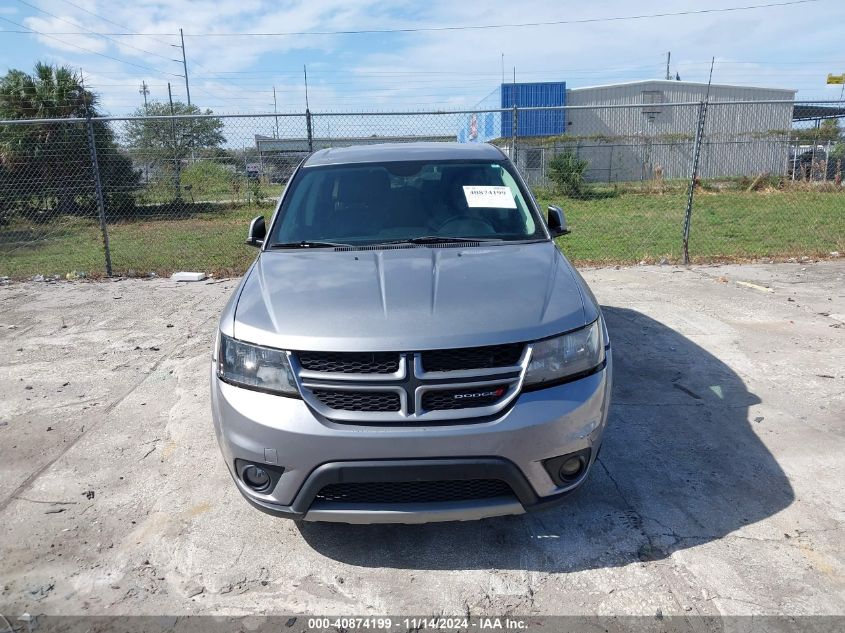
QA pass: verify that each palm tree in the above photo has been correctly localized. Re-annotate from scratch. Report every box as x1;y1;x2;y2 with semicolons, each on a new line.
0;63;98;120
0;63;135;217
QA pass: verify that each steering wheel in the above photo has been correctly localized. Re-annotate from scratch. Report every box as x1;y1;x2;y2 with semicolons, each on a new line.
435;216;496;235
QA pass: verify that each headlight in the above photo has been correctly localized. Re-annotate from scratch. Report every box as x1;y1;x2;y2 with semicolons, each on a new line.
217;333;298;396
524;319;605;388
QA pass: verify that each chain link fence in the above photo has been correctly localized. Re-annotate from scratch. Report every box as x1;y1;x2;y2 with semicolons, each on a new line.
1;100;843;279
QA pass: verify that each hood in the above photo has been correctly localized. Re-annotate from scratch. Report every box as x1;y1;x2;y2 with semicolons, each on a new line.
233;241;596;352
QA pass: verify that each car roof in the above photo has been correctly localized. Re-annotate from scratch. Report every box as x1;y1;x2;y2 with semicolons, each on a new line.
303;142;505;167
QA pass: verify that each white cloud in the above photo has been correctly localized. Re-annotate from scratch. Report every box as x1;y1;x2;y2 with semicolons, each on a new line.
23;14;109;53
9;0;845;112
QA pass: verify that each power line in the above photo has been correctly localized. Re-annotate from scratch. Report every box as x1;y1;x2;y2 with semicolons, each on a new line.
189;64;663;77
51;0;177;48
184;0;824;35
0;0;825;37
13;0;182;64
181;57;263;102
691;60;845;65
0;16;184;77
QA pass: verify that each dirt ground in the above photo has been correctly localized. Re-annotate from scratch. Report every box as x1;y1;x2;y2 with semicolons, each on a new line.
0;262;843;618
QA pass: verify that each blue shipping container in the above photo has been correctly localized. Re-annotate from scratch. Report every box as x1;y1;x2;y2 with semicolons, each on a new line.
500;82;566;137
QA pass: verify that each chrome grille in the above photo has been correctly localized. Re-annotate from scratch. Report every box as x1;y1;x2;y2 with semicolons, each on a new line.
311;389;400;412
314;479;514;504
296;344;529;424
421;343;524;372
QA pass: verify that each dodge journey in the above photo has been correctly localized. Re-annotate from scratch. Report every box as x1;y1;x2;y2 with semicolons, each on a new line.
211;142;612;523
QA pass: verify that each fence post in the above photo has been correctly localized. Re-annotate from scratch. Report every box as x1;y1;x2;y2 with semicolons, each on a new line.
306;109;314;153
510;105;518;164
682;101;708;265
85;117;113;277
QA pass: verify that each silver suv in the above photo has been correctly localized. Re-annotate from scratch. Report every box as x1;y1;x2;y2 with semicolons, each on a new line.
211;142;612;524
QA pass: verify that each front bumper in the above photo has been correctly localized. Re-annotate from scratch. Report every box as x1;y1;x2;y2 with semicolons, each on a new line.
210;352;612;523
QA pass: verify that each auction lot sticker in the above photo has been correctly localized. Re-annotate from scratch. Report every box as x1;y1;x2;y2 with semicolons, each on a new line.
463;185;517;208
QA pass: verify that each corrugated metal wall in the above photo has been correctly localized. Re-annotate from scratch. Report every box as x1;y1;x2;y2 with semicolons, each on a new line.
566;80;795;107
500;82;566;137
548;81;796;182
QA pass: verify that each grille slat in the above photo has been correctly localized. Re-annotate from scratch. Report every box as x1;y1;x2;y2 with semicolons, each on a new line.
315;479;514;504
421;343;524;372
298;351;399;374
311;389;400;412
422;385;509;410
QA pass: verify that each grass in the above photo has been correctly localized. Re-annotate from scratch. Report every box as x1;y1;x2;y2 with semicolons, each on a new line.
538;189;845;265
0;205;273;278
1;188;843;279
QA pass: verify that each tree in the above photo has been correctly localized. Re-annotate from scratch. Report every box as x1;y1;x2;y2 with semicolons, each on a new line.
0;62;138;218
124;101;225;198
818;120;844;164
125;101;225;163
818;119;841;144
793;118;842;144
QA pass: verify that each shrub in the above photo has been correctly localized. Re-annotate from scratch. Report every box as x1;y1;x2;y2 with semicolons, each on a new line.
548;150;589;197
181;161;235;198
249;179;265;205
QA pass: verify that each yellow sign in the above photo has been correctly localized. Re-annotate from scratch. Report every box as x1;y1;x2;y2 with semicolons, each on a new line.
827;73;845;84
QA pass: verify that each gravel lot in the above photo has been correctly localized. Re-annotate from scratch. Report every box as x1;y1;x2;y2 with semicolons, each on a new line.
0;262;843;617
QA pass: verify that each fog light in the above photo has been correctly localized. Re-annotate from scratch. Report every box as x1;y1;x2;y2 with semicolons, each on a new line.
543;449;591;487
242;465;271;491
558;457;584;481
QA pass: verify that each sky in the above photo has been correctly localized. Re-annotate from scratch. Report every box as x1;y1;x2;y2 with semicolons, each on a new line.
1;0;844;116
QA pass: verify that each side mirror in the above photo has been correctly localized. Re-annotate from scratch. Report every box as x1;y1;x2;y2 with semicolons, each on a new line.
547;205;570;236
246;215;266;247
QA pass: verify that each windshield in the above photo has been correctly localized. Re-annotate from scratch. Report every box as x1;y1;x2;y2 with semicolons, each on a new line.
268;159;545;246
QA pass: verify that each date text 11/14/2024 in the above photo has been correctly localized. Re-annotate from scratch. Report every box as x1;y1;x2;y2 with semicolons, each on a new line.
306;617;529;630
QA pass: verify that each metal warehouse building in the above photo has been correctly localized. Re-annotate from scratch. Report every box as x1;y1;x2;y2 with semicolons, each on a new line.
560;80;796;184
462;80;796;184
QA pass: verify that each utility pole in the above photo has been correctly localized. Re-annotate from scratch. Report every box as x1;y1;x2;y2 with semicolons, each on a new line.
139;80;149;112
303;65;310;110
139;80;150;184
666;51;671;81
302;64;314;152
273;86;279;138
179;28;191;106
167;82;181;199
304;65;313;151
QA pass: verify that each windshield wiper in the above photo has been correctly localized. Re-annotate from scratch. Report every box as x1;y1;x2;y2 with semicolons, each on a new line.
378;236;504;245
267;240;351;249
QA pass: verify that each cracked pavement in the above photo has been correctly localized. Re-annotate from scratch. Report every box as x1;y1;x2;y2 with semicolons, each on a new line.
0;262;843;616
